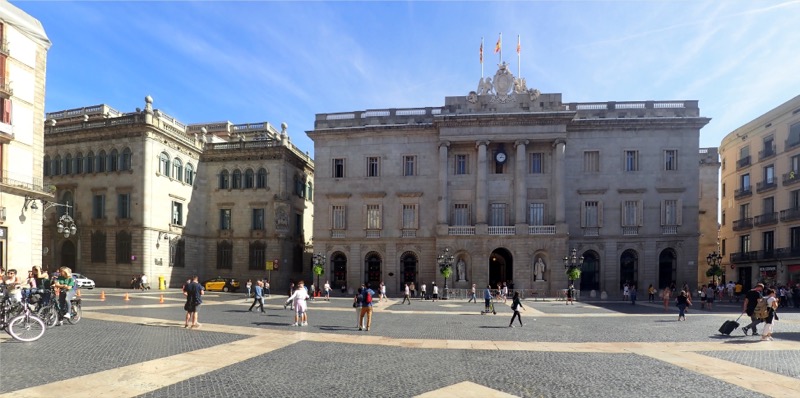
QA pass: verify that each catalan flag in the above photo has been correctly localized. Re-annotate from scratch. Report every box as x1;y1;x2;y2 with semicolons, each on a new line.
494;35;501;53
517;35;521;54
480;39;483;63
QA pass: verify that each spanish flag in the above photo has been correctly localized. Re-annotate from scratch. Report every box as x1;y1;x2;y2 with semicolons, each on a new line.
494;35;502;53
517;35;521;54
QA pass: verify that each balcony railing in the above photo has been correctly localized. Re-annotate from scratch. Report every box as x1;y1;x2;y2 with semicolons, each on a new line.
756;179;777;193
0;77;12;97
331;230;345;238
753;212;778;226
365;230;381;238
759;146;776;161
448;226;476;236
734;186;752;199
622;226;639;236
730;251;758;263
661;225;678;235
736;156;751;169
777;247;800;259
732;218;754;231
583;227;600;237
488;226;516;235
528;225;556;235
779;207;800;222
401;229;417;238
783;171;800;186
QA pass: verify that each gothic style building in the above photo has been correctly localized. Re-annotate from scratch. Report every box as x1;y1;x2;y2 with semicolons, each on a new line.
309;63;709;297
42;97;313;288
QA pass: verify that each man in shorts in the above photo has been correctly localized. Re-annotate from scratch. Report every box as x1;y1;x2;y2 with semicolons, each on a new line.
183;275;204;328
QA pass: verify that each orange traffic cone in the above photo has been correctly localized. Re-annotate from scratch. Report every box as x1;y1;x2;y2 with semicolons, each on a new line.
100;291;106;301
124;293;130;301
159;295;164;304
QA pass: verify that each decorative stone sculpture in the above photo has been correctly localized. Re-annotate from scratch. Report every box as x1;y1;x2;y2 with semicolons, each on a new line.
534;257;546;281
456;259;466;281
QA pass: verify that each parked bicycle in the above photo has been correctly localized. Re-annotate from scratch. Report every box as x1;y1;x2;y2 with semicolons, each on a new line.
1;285;46;342
36;286;81;327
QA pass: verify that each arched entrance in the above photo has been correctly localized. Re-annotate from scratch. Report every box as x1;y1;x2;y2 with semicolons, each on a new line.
61;240;77;272
400;251;417;286
489;248;513;289
364;252;382;289
658;249;677;289
619;249;639;290
331;252;347;290
580;250;601;292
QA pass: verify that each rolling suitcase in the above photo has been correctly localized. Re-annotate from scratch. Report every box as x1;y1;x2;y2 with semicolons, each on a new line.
718;313;744;335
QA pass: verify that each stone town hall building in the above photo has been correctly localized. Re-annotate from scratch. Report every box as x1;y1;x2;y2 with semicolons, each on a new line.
309;64;710;297
42;97;314;289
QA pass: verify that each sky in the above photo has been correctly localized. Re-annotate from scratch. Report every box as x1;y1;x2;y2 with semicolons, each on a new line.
11;0;800;156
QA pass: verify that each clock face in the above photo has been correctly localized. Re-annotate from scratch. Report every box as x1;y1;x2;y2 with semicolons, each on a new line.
496;152;507;163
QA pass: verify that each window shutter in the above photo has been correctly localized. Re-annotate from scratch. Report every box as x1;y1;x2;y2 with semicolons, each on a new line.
638;200;643;226
677;199;683;226
660;201;665;226
2;98;11;124
598;201;604;227
580;201;586;227
619;202;624;226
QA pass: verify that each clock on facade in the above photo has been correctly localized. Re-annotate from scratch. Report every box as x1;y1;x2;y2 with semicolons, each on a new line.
495;151;507;163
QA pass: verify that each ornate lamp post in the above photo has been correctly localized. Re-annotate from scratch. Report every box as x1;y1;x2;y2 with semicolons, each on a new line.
312;252;326;296
437;247;454;300
563;248;584;289
706;251;723;285
24;197;78;238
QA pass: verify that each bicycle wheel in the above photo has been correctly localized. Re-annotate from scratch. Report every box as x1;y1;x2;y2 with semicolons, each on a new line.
39;307;58;328
67;304;82;324
7;314;46;342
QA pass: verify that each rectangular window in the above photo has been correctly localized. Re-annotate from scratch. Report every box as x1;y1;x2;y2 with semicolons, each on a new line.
1;98;11;125
528;203;545;225
763;197;774;214
739;203;750;219
92;194;105;219
367;156;380;177
665;150;677;171
722;210;726;226
249;242;266;271
366;205;381;229
791;189;800;209
332;205;346;229
455;154;468;175
791;226;800;250
117;193;130;219
721;239;726;256
403;155;416;176
252;208;265;230
583;201;599;227
402;204;417;229
763;231;774;253
741;173;750;189
792;154;800;172
332;158;345;178
722;183;726;198
529;153;544;174
765;165;775;184
584;151;599;173
622;200;639;226
740;234;751;253
490;203;507;226
452;203;470;226
295;213;302;237
624;150;639;171
172;201;183;226
220;209;232;230
663;200;679;225
789;122;800;147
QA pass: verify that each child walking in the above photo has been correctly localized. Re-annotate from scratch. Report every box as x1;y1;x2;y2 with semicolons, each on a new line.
285;280;310;326
509;291;525;327
761;288;779;341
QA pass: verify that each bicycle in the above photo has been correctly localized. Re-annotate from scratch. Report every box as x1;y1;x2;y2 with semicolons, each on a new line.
1;287;46;342
36;287;81;327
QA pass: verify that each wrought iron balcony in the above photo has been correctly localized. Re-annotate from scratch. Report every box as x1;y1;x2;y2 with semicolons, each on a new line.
753;212;778;226
730;251;758;263
734;186;752;199
736;156;751;169
758;145;776;161
756;179;777;193
776;247;800;259
732;218;753;231
786;139;800;151
0;77;11;97
779;207;800;222
783;171;800;186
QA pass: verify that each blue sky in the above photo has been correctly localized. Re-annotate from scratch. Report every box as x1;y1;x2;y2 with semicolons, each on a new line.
13;0;800;156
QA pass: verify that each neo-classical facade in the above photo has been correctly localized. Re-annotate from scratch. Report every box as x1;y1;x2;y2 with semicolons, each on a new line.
698;147;721;285
42;97;314;288
309;64;709;297
0;3;51;272
720;94;800;290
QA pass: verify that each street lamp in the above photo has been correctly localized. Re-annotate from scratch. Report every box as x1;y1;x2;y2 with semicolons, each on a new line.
563;248;584;289
437;247;455;300
23;197;78;238
312;252;326;296
706;251;723;285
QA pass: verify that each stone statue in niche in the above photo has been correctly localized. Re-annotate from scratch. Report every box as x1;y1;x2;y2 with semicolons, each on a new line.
456;259;466;281
534;257;546;281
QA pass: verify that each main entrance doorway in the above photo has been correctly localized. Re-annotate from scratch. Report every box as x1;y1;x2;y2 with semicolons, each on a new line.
658;249;676;289
332;252;347;290
61;240;77;272
489;248;513;289
364;252;382;290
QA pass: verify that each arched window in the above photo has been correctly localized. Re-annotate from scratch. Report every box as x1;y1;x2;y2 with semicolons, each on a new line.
64;154;73;175
53;155;62;175
232;169;242;189
86;151;95;173
120;148;132;171
43;155;51;176
401;251;418;284
159;152;170;176
256;168;267;188
173;158;183;180
185;163;194;185
219;169;230;189
97;150;107;173
244;169;254;189
75;152;84;174
109;149;119;172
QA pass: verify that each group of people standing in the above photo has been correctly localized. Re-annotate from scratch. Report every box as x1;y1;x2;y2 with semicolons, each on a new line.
129;274;150;290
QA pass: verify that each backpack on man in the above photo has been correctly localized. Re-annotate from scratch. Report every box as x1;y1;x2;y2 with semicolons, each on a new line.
754;298;769;320
362;289;372;304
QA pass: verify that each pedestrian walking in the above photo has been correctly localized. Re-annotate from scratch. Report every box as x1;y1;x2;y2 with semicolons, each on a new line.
630;285;637;305
508;291;525;327
264;279;271;297
648;284;656;303
501;282;508;303
401;283;411;305
726;281;735;303
662;286;671;311
409;282;416;299
359;283;375;331
623;283;630;301
705;285;715;310
323;280;331;301
246;279;252;298
483;285;493;313
420;283;427;300
285;280;310;326
379;281;387;302
566;284;575;305
742;283;765;336
183;275;204;328
431;282;438;302
675;290;691;321
353;287;365;328
468;284;477;303
761;288;778;341
248;281;265;313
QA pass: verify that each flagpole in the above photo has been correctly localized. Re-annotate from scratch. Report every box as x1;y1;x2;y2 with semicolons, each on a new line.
517;35;521;79
499;32;503;64
481;37;484;78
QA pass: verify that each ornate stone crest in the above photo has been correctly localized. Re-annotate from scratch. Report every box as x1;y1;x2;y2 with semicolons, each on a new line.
490;63;515;104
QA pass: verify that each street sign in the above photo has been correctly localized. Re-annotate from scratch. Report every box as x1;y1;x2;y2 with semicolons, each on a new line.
266;260;273;271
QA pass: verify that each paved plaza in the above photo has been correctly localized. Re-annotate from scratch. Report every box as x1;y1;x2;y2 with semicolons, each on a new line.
1;289;799;398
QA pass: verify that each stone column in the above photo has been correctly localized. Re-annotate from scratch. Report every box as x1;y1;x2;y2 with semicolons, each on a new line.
438;141;450;225
476;141;489;224
553;139;566;224
514;140;529;224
